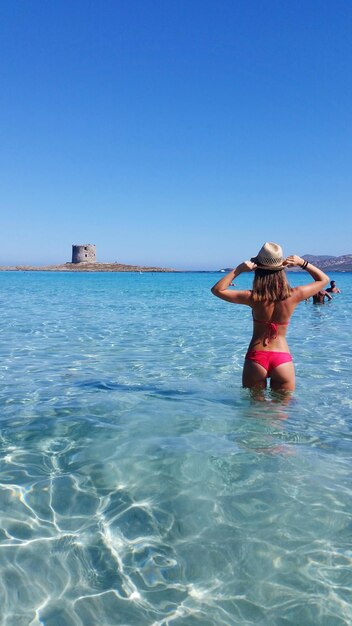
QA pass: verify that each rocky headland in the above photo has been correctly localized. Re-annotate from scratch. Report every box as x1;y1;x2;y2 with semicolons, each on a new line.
300;254;352;271
219;253;352;273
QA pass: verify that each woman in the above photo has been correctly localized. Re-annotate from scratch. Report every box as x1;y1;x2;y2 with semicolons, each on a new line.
211;242;329;391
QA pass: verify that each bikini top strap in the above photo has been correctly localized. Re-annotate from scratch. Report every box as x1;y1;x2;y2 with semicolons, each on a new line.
252;316;289;346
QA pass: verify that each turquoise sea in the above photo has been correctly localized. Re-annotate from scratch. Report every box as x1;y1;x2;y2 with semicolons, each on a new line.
0;270;351;626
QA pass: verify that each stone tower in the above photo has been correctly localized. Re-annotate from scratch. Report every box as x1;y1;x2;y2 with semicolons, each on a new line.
72;244;96;263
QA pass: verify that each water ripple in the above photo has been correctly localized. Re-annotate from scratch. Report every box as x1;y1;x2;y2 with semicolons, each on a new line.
0;272;351;625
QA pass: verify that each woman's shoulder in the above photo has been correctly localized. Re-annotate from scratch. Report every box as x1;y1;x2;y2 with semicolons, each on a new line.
287;286;304;302
237;289;253;304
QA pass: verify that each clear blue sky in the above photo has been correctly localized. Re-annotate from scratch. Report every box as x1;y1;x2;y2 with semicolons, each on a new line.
1;1;351;269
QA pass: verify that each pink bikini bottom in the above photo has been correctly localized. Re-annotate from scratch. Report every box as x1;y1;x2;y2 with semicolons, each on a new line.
245;350;292;375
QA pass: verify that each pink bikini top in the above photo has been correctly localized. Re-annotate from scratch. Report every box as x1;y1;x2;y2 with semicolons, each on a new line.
252;316;289;346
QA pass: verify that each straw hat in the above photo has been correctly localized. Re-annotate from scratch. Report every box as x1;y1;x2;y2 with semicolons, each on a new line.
250;242;285;270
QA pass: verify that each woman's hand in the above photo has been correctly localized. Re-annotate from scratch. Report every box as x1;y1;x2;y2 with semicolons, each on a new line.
236;260;257;273
284;255;304;268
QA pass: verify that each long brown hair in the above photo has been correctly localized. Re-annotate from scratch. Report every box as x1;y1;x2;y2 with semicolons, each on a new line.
252;269;292;302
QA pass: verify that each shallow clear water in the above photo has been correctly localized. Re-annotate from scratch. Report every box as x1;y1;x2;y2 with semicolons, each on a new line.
0;271;351;626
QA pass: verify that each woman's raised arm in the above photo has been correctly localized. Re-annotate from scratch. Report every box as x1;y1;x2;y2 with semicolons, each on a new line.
210;261;256;304
284;255;329;302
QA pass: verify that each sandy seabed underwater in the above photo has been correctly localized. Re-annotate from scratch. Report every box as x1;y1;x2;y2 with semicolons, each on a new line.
0;270;351;626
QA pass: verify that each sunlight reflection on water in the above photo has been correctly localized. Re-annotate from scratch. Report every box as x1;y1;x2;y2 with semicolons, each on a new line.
0;271;351;625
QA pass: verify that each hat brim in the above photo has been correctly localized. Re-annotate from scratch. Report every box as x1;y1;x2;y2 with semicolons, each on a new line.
250;257;285;271
256;264;285;271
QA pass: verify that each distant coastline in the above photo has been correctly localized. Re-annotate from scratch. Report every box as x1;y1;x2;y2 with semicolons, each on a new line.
1;252;352;273
0;263;177;273
219;253;352;273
